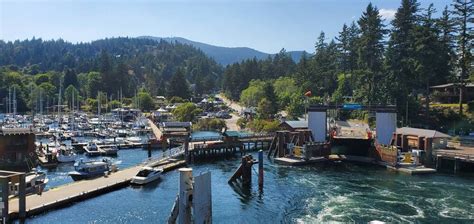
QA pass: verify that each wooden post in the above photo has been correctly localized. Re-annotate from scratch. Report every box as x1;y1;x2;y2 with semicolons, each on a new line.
184;134;190;163
1;178;9;223
19;174;26;219
148;144;152;158
258;150;263;189
178;168;193;224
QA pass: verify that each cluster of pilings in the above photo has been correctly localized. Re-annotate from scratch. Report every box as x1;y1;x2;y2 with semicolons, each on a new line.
267;130;314;158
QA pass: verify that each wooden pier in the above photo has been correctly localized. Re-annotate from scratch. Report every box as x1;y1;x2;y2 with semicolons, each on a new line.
8;158;186;219
435;147;474;173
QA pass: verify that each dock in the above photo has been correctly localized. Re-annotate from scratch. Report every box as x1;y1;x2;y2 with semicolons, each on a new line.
148;118;163;140
435;146;474;173
8;158;186;219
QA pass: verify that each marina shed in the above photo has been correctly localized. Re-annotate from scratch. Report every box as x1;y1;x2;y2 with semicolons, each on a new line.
0;128;36;170
396;127;451;150
279;120;308;132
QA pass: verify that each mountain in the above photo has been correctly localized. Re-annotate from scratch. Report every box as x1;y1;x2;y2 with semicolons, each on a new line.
139;36;308;65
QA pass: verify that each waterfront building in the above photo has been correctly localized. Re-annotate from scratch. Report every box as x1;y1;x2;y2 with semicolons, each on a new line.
0;127;36;170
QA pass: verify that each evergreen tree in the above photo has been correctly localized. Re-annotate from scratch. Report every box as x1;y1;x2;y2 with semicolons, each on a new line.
167;68;191;99
357;3;387;104
386;0;419;116
414;4;443;120
452;0;473;115
63;68;79;89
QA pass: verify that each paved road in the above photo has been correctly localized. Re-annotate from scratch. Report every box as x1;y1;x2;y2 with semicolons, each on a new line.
217;94;242;131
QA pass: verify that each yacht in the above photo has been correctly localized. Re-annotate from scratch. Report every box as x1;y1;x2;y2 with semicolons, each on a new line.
57;144;77;163
84;141;100;156
9;169;49;196
130;167;163;185
68;159;111;181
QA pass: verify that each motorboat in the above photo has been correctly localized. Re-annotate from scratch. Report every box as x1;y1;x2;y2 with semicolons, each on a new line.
98;145;119;156
126;136;142;144
57;144;77;163
9;169;49;196
68;159;111;181
84;141;100;156
130;166;163;185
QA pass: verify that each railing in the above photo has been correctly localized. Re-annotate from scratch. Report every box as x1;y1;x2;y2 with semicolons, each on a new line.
189;133;273;143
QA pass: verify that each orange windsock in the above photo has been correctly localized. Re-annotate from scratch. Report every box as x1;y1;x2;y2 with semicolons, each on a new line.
304;90;312;97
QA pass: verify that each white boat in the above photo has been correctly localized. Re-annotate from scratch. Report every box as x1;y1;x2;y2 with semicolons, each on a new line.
130;167;163;185
84;141;100;156
9;169;49;196
57;144;77;163
126;136;142;144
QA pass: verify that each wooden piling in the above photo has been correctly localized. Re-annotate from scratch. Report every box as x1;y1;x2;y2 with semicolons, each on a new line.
258;150;263;189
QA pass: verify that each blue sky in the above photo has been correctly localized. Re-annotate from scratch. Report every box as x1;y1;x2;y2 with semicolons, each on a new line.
0;0;451;53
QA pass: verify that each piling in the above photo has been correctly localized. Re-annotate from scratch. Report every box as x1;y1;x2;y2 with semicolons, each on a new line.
258;150;264;189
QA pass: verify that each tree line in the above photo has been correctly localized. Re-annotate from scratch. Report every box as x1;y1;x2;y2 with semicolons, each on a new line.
0;37;222;112
222;0;473;127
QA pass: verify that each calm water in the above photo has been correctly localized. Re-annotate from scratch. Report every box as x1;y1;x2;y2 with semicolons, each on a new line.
21;132;474;223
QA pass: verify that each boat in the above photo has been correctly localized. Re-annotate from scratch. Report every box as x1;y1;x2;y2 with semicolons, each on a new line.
84;141;101;156
130;166;163;185
68;159;111;181
126;136;142;144
9;169;49;196
98;145;119;156
57;144;77;163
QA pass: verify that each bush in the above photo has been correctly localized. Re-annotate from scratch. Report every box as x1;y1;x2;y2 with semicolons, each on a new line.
247;119;280;133
237;118;247;129
194;118;226;131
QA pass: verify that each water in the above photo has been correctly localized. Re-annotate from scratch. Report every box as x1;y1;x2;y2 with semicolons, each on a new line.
21;131;474;223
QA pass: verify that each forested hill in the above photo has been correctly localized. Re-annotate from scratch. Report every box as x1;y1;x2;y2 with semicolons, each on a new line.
139;36;308;65
0;37;223;96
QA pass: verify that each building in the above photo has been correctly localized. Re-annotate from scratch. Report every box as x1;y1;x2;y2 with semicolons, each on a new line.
430;83;474;103
395;127;451;150
279;120;308;132
155;96;166;105
0;128;36;171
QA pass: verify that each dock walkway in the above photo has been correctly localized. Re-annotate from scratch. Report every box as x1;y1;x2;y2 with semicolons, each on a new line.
8;158;185;219
148;118;162;140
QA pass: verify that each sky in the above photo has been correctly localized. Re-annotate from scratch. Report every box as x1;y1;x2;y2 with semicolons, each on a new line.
0;0;452;54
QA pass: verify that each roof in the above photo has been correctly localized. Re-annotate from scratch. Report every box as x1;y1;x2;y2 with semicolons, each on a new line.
281;120;308;129
0;127;34;135
223;131;240;137
161;122;192;128
396;127;451;138
430;83;474;89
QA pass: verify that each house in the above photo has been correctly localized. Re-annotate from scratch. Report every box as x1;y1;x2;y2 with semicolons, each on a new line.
430;83;474;103
155;96;166;105
279;120;308;132
0;127;36;170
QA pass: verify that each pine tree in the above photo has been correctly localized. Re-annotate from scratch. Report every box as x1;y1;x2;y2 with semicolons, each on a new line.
452;0;473;116
414;4;442;120
167;68;191;99
357;3;387;104
63;68;79;89
386;0;419;117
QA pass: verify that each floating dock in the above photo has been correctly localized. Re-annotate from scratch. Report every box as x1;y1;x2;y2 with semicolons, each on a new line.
387;165;436;175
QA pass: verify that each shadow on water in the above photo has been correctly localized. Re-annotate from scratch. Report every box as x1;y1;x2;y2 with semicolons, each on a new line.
229;181;253;204
130;179;162;192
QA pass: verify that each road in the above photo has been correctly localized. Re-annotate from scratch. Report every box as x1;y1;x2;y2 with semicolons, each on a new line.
217;94;242;131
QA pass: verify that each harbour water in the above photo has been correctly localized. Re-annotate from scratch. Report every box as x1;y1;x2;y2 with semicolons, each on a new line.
22;151;474;223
